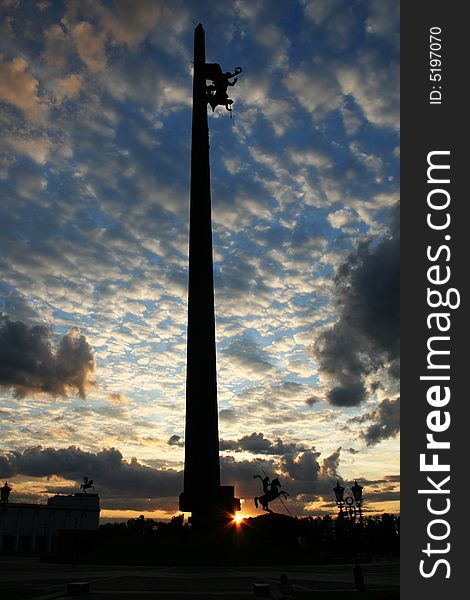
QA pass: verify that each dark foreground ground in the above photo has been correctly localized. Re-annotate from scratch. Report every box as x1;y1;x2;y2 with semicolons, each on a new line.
0;557;399;599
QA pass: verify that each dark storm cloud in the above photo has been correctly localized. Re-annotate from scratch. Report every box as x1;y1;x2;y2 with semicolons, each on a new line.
0;290;42;324
0;316;96;398
365;489;400;503
220;432;307;455
281;449;321;481
357;475;399;489
1;445;369;513
328;381;366;407
279;449;345;499
0;446;182;505
167;434;184;447
313;207;399;407
350;397;400;446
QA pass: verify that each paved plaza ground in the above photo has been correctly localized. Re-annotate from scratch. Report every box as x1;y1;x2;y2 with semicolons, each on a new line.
1;557;399;599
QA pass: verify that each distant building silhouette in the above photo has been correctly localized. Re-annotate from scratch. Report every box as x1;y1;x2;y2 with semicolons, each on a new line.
0;491;100;553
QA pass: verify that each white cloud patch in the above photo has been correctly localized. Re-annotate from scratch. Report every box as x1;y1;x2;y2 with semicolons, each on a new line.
336;52;399;130
327;209;357;229
365;0;400;41
0;55;45;121
71;21;107;72
284;66;341;118
301;0;343;25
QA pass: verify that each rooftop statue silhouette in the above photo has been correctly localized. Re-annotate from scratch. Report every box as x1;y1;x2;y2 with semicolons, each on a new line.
1;480;12;503
205;63;242;113
80;476;94;493
253;473;289;513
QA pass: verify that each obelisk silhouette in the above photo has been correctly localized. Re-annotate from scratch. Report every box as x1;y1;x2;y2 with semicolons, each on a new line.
179;24;240;528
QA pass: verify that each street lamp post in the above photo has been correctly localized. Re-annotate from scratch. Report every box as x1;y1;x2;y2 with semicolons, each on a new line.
351;480;364;523
332;480;366;592
333;480;363;523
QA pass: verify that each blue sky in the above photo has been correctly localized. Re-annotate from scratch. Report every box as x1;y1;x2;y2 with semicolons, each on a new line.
0;0;399;520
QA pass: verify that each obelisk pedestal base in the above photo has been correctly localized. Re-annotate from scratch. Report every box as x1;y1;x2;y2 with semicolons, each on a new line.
180;485;241;529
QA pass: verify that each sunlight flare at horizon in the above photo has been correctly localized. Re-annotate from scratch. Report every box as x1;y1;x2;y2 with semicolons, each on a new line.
233;513;245;525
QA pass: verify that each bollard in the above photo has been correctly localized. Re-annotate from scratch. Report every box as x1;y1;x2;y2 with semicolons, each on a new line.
67;581;91;596
353;563;366;592
253;582;271;597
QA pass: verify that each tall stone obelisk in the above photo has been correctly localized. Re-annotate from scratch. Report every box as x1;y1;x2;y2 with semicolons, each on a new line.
179;24;240;528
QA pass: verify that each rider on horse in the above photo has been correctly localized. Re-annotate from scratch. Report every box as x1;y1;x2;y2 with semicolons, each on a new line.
254;473;271;495
253;473;289;512
80;476;94;493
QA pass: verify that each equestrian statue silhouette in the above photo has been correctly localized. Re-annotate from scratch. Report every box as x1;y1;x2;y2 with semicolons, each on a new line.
80;476;94;493
253;473;289;512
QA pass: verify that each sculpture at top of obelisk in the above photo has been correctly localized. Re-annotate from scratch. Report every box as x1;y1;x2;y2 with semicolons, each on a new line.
205;64;242;113
179;24;241;528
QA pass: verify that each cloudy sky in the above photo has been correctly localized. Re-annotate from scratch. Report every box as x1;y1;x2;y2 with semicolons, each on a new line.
0;0;399;521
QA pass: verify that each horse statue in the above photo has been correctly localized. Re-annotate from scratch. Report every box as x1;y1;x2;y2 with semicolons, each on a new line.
80;476;94;493
253;474;289;512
